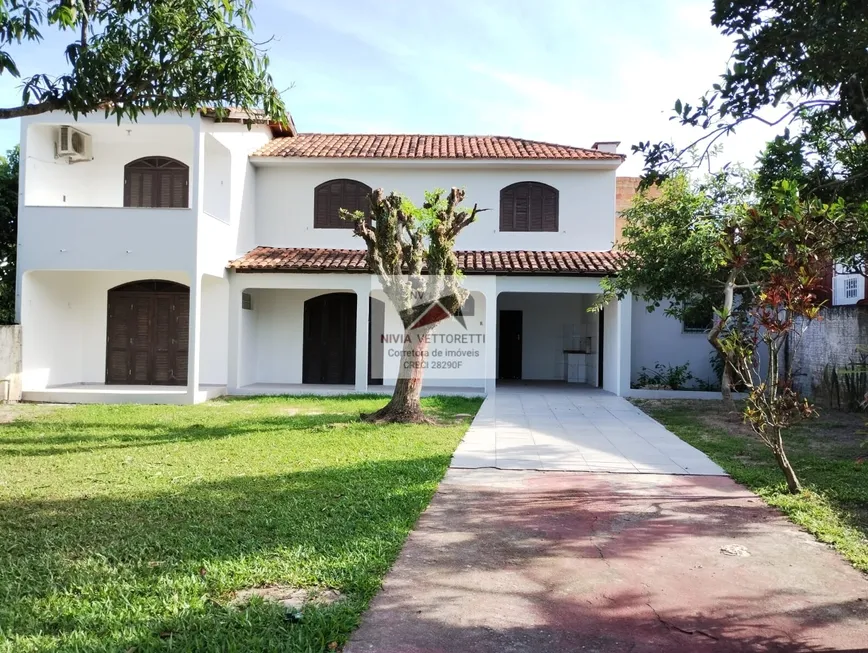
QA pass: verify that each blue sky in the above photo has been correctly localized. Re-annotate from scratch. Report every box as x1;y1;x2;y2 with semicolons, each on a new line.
0;0;779;174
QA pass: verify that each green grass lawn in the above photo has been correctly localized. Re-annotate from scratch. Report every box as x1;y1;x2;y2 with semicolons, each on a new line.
636;399;868;573
0;394;481;653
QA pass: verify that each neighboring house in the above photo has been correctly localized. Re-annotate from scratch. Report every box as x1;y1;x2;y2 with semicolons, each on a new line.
615;176;717;385
15;111;713;404
827;264;866;306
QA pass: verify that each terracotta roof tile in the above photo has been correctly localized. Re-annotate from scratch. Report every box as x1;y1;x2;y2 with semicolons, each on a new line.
251;134;624;161
229;247;623;276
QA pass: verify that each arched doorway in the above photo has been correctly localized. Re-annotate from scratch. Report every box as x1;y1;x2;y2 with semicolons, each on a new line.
303;292;356;384
106;280;189;385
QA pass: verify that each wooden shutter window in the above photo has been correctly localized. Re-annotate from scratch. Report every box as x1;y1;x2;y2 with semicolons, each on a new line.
499;182;559;232
313;179;372;229
124;157;189;208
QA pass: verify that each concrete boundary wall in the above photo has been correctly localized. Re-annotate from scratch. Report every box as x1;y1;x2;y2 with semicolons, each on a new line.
792;306;868;397
0;326;22;402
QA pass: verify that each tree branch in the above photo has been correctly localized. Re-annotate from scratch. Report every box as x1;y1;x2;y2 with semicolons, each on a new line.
0;98;65;119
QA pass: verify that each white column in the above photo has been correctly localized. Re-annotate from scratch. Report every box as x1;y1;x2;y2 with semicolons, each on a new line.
602;299;619;394
484;285;498;395
227;281;242;393
617;291;633;396
354;288;370;392
186;272;203;404
601;293;633;396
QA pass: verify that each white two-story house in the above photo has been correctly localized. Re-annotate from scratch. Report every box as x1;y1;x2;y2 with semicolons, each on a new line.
15;110;715;404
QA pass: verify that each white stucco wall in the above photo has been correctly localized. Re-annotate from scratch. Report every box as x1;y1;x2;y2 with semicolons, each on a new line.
17;115;202;301
197;122;271;277
253;289;331;384
630;298;717;386
18;206;198;275
20;270;190;389
254;163;617;252
238;291;259;387
203;134;231;222
199;274;229;385
18;114;270;286
24;123;195;208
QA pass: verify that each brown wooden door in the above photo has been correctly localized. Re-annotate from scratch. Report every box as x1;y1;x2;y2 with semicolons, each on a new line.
106;296;133;384
129;294;152;383
106;283;189;385
303;293;357;384
499;310;523;380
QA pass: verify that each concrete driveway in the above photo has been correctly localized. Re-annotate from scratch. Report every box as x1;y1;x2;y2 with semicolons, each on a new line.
452;385;726;475
345;386;868;652
347;470;868;653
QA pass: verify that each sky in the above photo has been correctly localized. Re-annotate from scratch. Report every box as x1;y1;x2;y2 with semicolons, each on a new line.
0;0;783;175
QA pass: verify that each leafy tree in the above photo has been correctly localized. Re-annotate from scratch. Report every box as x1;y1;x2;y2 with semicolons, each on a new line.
0;0;287;123
0;146;17;325
719;182;849;493
593;170;756;404
342;188;481;423
636;0;868;201
757;115;868;274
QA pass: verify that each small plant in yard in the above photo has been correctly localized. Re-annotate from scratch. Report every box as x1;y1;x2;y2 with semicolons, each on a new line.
823;360;868;411
716;182;839;494
694;377;721;392
635;362;694;390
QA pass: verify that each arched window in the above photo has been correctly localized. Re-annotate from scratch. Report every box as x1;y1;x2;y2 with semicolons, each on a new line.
314;178;372;229
124;157;189;208
499;181;559;232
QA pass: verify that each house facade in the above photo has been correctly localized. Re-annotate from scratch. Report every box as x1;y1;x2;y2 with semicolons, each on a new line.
15;111;715;404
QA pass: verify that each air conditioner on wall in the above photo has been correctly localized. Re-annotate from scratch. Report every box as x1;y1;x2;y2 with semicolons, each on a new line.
55;126;92;162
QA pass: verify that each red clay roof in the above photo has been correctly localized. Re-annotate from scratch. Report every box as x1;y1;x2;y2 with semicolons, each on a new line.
229;247;623;276
251;134;624;161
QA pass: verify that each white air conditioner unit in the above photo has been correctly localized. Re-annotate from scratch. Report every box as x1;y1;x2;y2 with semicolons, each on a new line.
55;126;92;162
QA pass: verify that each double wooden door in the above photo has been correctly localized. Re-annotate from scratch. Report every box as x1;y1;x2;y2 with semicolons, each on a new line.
303;293;357;384
106;282;189;385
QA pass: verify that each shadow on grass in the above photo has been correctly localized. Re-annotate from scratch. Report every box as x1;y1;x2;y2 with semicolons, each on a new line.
0;395;481;458
0;455;454;652
0;414;356;457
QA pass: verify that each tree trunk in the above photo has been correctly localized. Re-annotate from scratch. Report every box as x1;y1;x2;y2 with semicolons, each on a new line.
709;269;738;411
772;436;802;494
364;330;431;424
721;364;733;405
